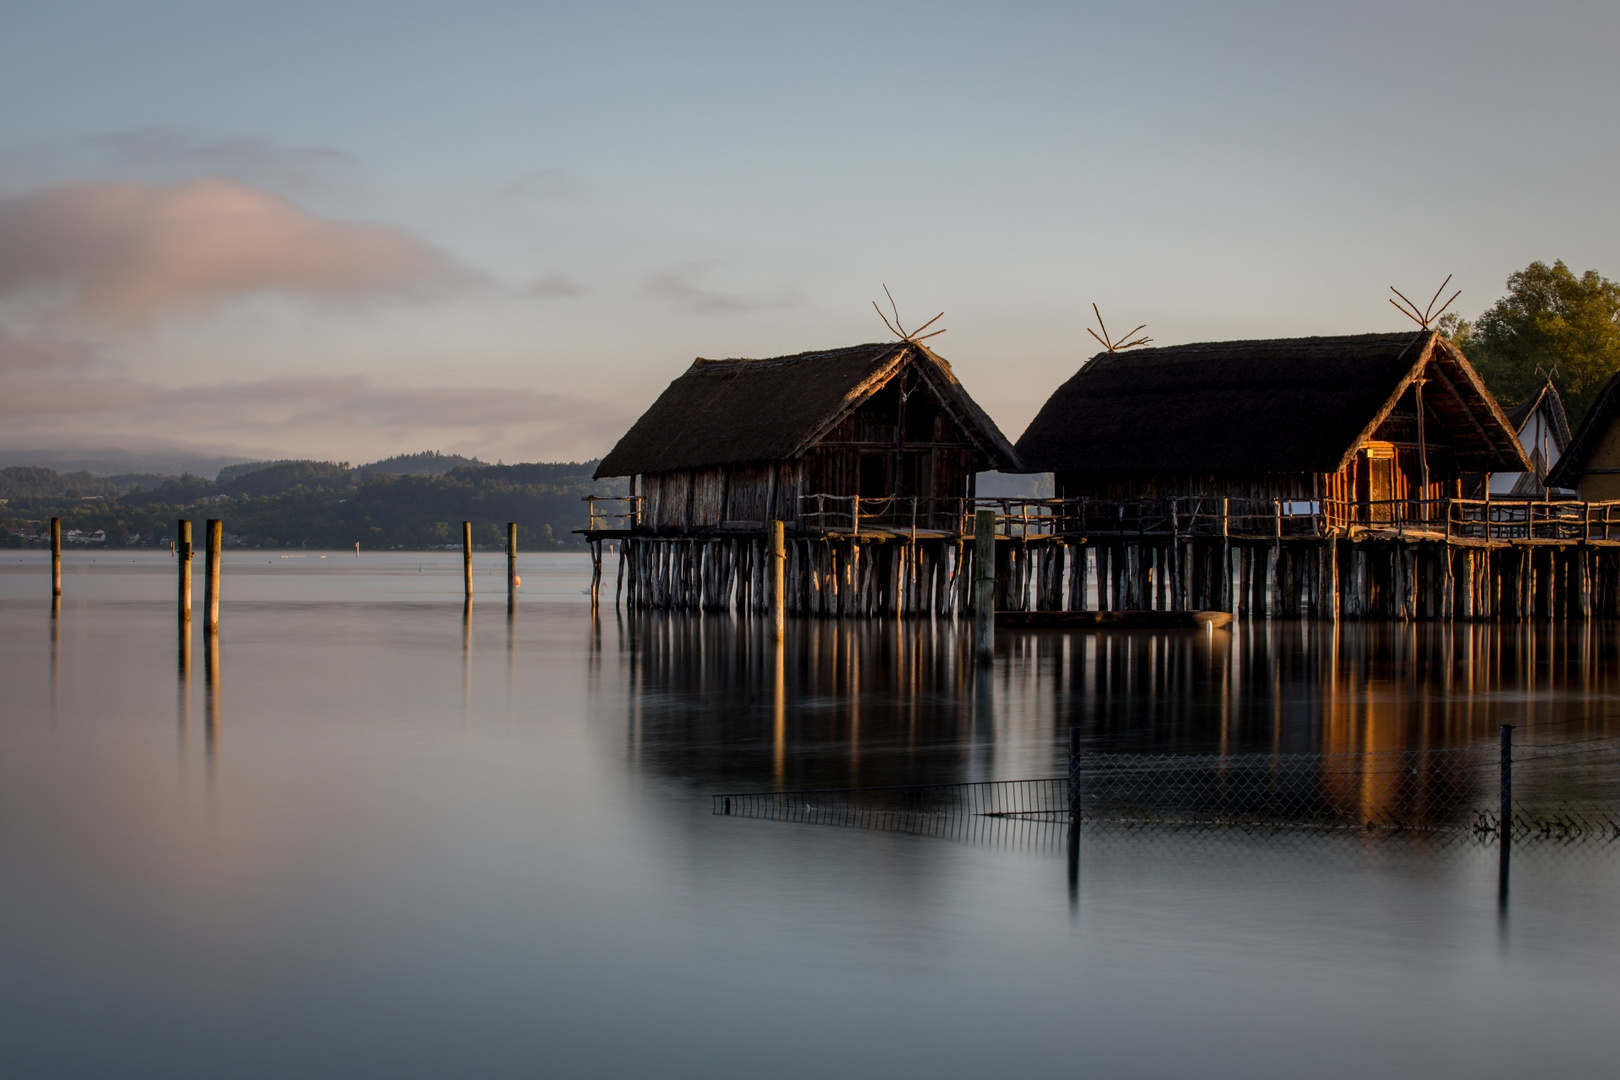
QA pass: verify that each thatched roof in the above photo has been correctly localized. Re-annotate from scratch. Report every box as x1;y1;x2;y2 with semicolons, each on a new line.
1014;330;1529;474
596;341;1017;478
1503;377;1572;449
1548;371;1620;490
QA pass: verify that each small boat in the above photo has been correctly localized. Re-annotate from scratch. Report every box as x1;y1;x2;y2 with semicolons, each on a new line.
995;610;1233;630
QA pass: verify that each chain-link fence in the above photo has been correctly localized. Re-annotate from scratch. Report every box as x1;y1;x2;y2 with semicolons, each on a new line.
714;778;1068;845
1510;736;1620;840
714;730;1620;844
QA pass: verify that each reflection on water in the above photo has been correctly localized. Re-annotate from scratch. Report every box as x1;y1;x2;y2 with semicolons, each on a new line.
204;630;221;774
618;614;984;792
616;613;1620;799
4;553;1620;1079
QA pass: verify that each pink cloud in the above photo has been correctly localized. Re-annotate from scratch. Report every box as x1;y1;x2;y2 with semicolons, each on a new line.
0;179;450;321
0;328;98;371
0;368;633;463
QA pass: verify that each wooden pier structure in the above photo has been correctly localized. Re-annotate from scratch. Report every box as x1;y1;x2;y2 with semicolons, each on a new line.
587;329;1620;622
584;491;1620;622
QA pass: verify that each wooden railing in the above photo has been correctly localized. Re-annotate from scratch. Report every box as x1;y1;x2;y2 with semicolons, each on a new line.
585;492;1620;545
973;496;1620;543
799;494;969;535
582;495;642;531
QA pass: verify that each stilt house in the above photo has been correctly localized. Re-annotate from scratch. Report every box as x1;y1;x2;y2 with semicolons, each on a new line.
591;341;1016;616
596;341;1016;533
1014;330;1528;526
991;330;1620;623
1489;377;1573;497
1549;371;1620;500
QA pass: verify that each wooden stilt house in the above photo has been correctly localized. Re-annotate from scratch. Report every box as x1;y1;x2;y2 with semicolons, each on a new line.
590;341;1017;615
997;330;1620;621
1016;330;1527;518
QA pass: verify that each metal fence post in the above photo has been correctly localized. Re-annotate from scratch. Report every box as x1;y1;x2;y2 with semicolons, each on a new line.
1068;726;1081;821
1500;724;1513;834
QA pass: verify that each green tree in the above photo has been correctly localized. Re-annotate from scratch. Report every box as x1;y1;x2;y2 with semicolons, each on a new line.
1446;260;1620;424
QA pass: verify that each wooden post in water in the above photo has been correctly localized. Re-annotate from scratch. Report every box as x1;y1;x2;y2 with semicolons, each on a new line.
50;517;61;599
506;522;517;609
589;540;602;612
462;521;473;602
203;519;222;632
177;518;193;623
973;508;996;664
770;520;786;640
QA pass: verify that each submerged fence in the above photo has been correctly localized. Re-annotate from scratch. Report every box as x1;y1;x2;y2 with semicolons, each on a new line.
714;729;1620;843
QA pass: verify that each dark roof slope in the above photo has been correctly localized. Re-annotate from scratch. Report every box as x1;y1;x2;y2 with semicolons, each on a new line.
1014;330;1527;474
596;341;1017;478
1548;371;1620;489
1503;378;1573;450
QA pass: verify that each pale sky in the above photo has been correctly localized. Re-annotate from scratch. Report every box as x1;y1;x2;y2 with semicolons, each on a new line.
2;1;1617;464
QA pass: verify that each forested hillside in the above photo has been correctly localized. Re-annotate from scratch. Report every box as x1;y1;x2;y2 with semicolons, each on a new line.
1;461;624;550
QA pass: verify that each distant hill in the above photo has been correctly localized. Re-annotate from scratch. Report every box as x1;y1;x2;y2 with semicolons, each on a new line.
217;460;356;497
452;461;599;485
357;451;486;477
1;459;625;550
0;466;123;500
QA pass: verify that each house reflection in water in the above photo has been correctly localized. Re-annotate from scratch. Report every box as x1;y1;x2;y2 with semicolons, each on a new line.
614;615;1620;823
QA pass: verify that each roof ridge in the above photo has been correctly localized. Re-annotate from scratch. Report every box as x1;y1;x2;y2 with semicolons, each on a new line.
693;342;904;367
1087;330;1431;363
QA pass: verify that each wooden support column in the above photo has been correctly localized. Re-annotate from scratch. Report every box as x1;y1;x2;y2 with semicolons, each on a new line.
1186;544;1198;610
1265;544;1279;619
177;518;193;624
50;517;61;600
507;522;518;609
1321;544;1334;621
203;519;222;632
1461;550;1476;620
771;520;786;640
462;521;474;603
1441;547;1455;620
1519;547;1532;620
1227;545;1239;617
974;509;996;663
1578;546;1592;620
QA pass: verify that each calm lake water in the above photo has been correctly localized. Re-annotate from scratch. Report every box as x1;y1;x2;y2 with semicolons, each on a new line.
3;550;1619;1078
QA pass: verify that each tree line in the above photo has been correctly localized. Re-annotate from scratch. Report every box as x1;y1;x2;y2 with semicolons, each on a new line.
1442;259;1620;425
